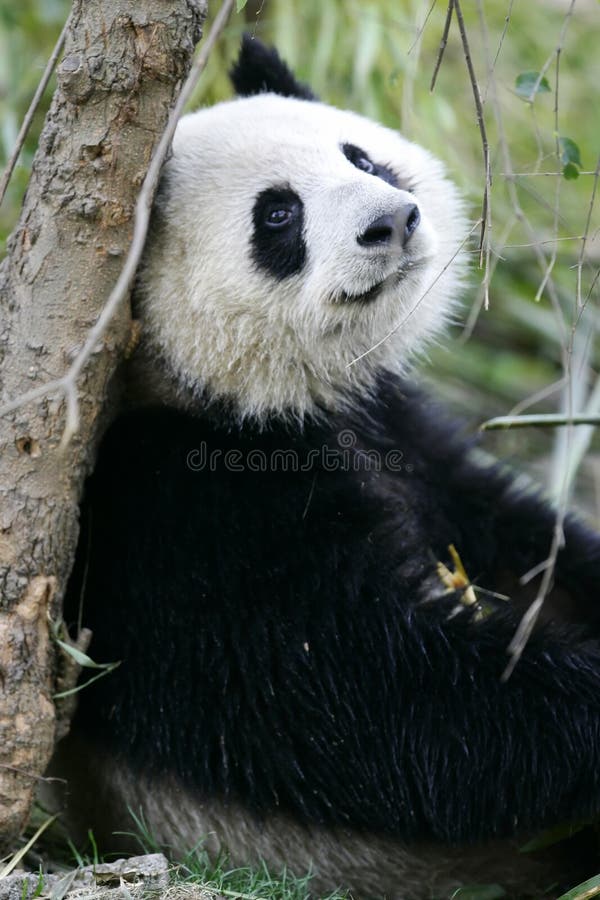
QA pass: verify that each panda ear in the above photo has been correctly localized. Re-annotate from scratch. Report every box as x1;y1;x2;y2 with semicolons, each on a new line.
229;34;317;101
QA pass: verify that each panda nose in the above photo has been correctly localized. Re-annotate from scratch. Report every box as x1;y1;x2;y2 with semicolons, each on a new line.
357;204;421;248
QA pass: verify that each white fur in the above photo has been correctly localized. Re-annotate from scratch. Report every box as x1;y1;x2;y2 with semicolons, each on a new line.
137;94;468;421
45;738;567;900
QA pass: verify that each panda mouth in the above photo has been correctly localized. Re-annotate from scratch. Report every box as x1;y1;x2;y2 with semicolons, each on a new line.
337;266;412;305
339;280;386;305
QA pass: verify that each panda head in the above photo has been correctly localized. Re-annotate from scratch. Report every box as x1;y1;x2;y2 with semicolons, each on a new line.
136;36;468;423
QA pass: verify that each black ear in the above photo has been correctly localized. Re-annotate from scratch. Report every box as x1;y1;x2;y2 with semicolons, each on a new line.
230;34;317;101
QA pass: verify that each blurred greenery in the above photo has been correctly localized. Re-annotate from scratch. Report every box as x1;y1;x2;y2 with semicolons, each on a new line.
1;0;599;517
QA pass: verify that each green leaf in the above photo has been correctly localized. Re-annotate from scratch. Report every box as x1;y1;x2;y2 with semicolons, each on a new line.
555;873;600;900
32;871;45;900
55;637;111;669
451;886;507;900
559;136;582;168
558;137;583;180
515;71;552;100
53;637;121;699
236;0;248;10
53;662;121;700
563;162;580;180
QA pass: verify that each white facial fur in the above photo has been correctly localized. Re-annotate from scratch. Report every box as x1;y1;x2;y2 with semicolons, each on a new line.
137;93;469;421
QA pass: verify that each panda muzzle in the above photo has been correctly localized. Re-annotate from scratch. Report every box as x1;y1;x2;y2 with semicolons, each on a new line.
357;204;421;249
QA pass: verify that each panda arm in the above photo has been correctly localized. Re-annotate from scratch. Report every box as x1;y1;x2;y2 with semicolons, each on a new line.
439;452;600;626
377;382;600;626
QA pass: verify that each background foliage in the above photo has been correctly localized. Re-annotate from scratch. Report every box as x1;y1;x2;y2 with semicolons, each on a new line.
1;0;599;518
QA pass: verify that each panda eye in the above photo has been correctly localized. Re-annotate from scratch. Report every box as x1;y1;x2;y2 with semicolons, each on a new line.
252;186;306;280
266;208;293;228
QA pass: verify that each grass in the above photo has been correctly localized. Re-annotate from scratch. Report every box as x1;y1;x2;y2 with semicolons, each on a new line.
108;810;350;900
178;851;349;900
14;806;600;900
14;807;349;900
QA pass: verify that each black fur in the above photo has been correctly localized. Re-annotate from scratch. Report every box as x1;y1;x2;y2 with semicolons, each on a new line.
65;376;600;845
230;34;317;101
251;186;306;279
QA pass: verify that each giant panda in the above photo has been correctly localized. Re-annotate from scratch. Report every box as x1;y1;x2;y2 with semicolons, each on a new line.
49;36;600;900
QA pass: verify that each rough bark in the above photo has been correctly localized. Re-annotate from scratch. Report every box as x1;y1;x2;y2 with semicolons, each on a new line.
0;0;206;848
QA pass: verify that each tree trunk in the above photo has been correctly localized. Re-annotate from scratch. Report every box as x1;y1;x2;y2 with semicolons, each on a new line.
0;0;206;849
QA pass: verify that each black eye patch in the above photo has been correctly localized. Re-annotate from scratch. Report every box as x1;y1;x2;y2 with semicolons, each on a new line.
251;187;306;280
342;143;400;189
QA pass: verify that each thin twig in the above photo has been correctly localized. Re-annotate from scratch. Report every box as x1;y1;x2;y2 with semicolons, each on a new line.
503;516;565;680
408;0;438;57
481;413;600;431
474;0;493;304
533;47;563;305
480;37;558;332
505;170;599;177
453;0;491;268
525;0;576;102
585;266;600;305
0;0;236;442
502;236;583;248
403;0;436;132
487;52;566;345
0;763;64;783
576;153;600;312
507;377;566;418
459;213;515;343
0;12;72;208
488;0;514;84
430;0;454;92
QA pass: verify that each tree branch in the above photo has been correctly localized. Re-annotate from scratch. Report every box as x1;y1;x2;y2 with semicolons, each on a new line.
0;0;207;850
0;13;72;208
0;0;236;444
